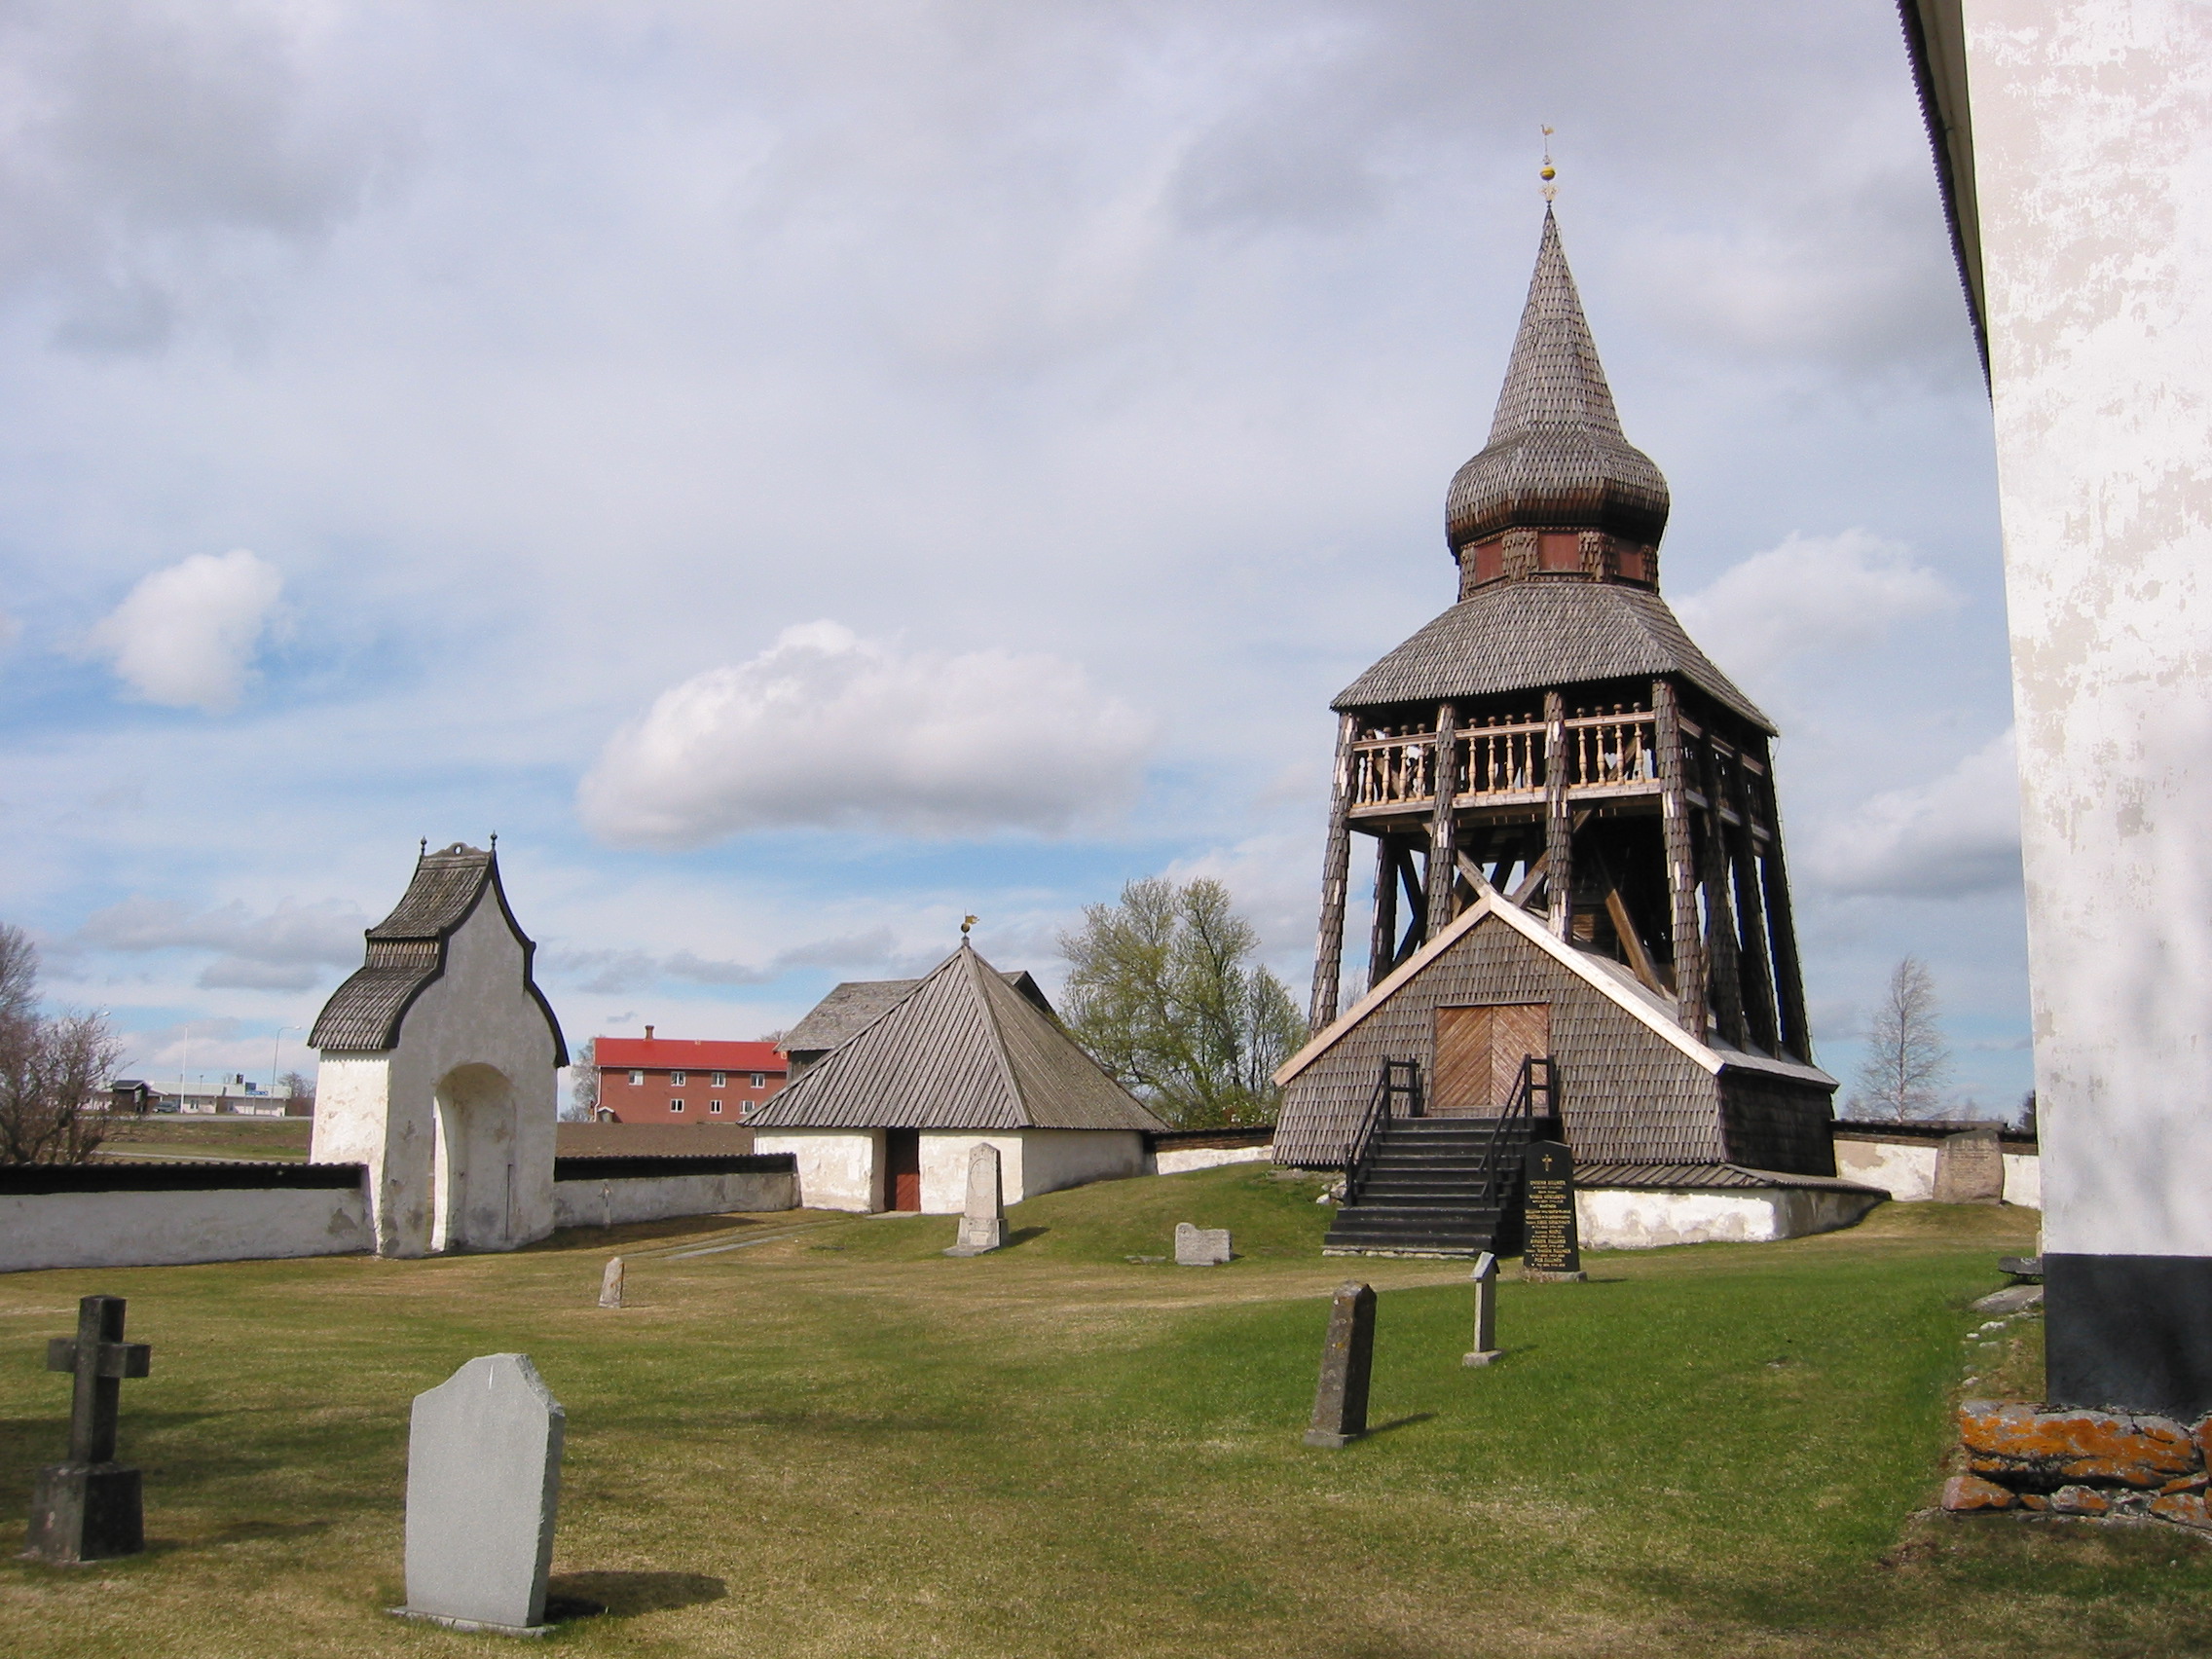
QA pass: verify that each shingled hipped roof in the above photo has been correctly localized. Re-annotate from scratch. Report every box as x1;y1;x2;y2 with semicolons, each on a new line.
310;842;568;1061
1445;207;1671;555
750;942;1167;1132
1332;578;1774;732
782;968;1050;1057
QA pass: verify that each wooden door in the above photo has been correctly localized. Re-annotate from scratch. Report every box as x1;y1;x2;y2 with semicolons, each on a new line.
885;1128;922;1212
1431;1004;1550;1114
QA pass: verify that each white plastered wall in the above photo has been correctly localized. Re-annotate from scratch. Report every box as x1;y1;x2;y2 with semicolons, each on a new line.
754;1129;883;1212
918;1134;1025;1212
1009;1130;1144;1205
0;1185;371;1273
1577;1187;1886;1250
1965;0;2212;1257
1149;1141;1275;1175
310;898;560;1257
1833;1138;1940;1202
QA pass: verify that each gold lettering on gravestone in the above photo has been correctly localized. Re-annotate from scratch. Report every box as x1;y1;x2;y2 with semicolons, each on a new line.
1520;1140;1581;1275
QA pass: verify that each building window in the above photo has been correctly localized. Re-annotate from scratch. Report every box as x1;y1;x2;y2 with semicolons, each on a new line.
670;1098;684;1113
628;1070;644;1086
710;1099;723;1114
671;1070;687;1086
751;1072;765;1088
712;1071;727;1088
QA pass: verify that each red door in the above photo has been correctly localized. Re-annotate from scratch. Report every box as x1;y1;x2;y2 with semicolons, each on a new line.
885;1128;922;1212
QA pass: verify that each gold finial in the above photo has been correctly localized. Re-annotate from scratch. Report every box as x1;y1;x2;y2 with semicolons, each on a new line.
961;914;978;938
1539;126;1557;203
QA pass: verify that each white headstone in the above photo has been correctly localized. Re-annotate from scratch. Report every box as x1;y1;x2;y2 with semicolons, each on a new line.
398;1354;565;1634
1174;1222;1232;1266
1463;1250;1501;1367
944;1143;1008;1256
598;1257;625;1309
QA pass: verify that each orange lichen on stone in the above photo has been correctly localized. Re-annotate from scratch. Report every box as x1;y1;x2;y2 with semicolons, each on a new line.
1957;1400;2199;1488
1941;1474;2016;1512
2048;1484;2113;1516
2159;1473;2209;1495
2150;1492;2212;1530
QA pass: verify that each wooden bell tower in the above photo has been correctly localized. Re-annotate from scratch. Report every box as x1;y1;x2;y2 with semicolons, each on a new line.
1306;208;1813;1064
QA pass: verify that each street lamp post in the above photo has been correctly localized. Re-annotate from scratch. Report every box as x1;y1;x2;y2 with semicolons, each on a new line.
270;1026;299;1096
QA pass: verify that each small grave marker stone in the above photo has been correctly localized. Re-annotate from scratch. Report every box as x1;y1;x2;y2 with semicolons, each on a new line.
944;1143;1008;1256
1521;1140;1586;1281
1463;1251;1502;1367
1305;1281;1377;1448
598;1258;625;1309
1174;1223;1232;1266
1935;1126;2005;1203
25;1295;152;1565
395;1354;565;1636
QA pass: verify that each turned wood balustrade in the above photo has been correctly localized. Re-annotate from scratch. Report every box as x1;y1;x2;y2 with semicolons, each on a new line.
1346;705;1658;813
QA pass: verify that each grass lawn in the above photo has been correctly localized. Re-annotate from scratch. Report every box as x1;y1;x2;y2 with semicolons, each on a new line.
97;1118;313;1161
0;1165;2205;1657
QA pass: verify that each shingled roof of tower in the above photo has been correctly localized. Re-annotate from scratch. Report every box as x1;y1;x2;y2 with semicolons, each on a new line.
750;942;1167;1132
310;842;568;1059
1332;578;1775;732
1445;206;1671;555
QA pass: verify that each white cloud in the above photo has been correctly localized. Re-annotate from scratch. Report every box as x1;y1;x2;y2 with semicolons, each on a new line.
1673;531;1961;687
577;621;1153;845
1808;729;2023;898
75;893;364;991
86;549;283;712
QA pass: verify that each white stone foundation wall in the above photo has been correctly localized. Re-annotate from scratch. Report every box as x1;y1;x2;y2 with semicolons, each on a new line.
1576;1186;1886;1251
552;1169;796;1229
754;1130;882;1212
0;1183;371;1273
1149;1142;1275;1175
1834;1138;1940;1202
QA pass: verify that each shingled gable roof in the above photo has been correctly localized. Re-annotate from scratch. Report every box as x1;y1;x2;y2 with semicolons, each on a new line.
749;942;1167;1132
1274;885;1832;1093
310;842;569;1062
1445;207;1672;556
783;968;1051;1058
1332;579;1775;732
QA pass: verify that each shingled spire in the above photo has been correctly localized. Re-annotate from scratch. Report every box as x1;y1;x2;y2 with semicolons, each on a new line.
1444;208;1671;591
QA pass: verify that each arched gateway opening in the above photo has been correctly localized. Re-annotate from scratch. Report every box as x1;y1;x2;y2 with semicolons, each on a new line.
431;1063;521;1253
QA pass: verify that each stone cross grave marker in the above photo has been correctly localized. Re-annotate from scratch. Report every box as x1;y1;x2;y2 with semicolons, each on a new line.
1463;1251;1502;1367
1305;1281;1377;1448
944;1143;1008;1256
395;1354;565;1635
1174;1222;1232;1266
1521;1140;1586;1281
598;1257;625;1309
26;1295;152;1564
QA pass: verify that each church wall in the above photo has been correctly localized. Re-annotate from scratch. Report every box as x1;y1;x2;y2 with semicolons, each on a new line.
1965;0;2212;1413
918;1134;1026;1213
550;1165;795;1228
1012;1130;1146;1204
0;1177;370;1273
1275;912;1725;1168
1576;1185;1884;1251
1716;1073;1837;1177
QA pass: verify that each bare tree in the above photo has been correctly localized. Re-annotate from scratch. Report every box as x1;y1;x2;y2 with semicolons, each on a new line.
564;1037;599;1121
1851;956;1951;1122
277;1069;316;1115
1058;876;1306;1128
0;923;128;1165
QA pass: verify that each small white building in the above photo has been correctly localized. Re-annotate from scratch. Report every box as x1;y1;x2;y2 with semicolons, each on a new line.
750;942;1167;1213
309;841;568;1257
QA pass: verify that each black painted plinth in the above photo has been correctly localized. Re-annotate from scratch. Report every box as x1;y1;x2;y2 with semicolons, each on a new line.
2046;1253;2212;1419
25;1462;143;1564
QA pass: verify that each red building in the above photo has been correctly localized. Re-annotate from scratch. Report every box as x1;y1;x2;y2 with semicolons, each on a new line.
591;1029;788;1124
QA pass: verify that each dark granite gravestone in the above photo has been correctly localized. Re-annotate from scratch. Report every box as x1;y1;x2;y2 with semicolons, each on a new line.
1305;1281;1377;1448
26;1295;152;1565
1521;1140;1586;1281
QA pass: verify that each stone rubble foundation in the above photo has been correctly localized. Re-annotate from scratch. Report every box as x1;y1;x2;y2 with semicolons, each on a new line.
1942;1400;2212;1530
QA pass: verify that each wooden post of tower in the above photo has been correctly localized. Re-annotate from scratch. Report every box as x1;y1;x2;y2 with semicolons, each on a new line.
1726;754;1782;1055
1309;714;1358;1028
1750;736;1811;1062
1691;730;1750;1049
1543;690;1572;940
1653;680;1708;1038
1425;703;1460;940
1367;836;1399;993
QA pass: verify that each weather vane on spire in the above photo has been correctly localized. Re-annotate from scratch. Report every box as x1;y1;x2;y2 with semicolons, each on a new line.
1540;126;1558;203
961;914;978;939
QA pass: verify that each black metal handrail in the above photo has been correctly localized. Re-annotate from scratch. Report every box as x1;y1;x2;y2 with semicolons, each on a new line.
1476;1053;1559;1205
1343;1058;1419;1207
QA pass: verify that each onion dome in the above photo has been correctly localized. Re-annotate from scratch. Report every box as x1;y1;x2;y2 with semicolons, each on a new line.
1445;208;1670;558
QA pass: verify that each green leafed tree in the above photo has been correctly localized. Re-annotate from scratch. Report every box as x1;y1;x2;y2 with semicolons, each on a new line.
1056;876;1306;1128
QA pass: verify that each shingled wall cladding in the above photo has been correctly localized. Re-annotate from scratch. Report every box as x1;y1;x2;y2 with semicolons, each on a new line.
1275;913;1726;1168
1718;1074;1838;1177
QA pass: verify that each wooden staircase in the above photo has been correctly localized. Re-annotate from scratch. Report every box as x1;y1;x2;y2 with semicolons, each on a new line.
1321;1056;1558;1259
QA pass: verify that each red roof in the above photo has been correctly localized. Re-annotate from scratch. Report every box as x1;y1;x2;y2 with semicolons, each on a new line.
593;1038;786;1072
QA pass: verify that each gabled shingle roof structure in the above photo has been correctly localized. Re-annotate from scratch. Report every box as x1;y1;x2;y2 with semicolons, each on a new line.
1333;578;1773;731
1445;206;1671;556
310;842;568;1060
782;967;1051;1062
750;943;1166;1132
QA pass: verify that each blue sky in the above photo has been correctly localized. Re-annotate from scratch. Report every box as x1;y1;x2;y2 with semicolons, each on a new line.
0;2;2027;1114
